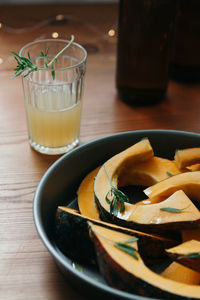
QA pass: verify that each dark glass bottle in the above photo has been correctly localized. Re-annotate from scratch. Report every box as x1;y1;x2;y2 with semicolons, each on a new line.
169;0;200;84
116;0;176;106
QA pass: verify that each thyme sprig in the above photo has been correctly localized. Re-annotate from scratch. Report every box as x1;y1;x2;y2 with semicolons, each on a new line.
11;35;74;79
103;165;130;216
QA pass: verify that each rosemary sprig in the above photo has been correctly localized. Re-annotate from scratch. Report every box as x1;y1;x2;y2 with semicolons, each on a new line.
114;242;138;260
11;35;74;80
124;237;139;243
166;171;174;177
178;253;200;259
103;165;129;216
160;205;190;213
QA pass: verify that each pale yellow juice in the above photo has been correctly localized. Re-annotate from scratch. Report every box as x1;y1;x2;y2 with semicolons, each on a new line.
26;87;82;149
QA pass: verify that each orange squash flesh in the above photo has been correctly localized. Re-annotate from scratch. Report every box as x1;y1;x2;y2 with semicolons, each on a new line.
118;156;180;187
187;164;200;172
166;240;200;272
55;206;179;264
89;223;200;299
175;148;200;169
135;196;166;205
161;262;200;285
77;166;101;220
78;155;176;220
120;190;200;230
144;171;200;201
94;138;154;213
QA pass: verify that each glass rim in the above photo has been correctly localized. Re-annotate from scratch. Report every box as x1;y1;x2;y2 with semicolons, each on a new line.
19;38;87;72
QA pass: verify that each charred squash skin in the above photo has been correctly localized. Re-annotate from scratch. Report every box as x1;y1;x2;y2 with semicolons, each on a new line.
95;194;199;234
55;207;96;264
90;227;193;300
93;237;179;299
95;201;185;235
54;206;179;264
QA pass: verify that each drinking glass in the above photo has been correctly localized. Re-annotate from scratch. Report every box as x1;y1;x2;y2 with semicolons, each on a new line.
20;39;87;155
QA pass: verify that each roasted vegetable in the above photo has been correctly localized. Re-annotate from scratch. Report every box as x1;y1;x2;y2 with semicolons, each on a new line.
144;171;200;201
89;223;200;299
55;206;179;264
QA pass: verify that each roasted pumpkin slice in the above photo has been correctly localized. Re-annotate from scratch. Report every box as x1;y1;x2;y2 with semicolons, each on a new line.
166;240;200;272
77;156;177;220
144;171;200;201
77;166;101;220
95;189;200;232
55;206;178;264
118;156;180;187
120;190;200;231
161;262;200;285
94;138;153;215
175;148;200;169
89;223;200;299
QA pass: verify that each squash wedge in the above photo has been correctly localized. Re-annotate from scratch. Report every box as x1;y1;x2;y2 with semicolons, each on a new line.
77;156;177;221
175;148;200;169
77;156;176;221
94;138;154;216
77;166;101;220
166;240;200;272
94;189;200;232
144;171;200;201
55;206;179;264
120;190;200;231
161;262;200;285
89;223;200;299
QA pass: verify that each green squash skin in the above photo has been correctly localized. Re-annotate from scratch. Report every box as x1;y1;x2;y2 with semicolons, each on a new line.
55;207;179;265
94;194;199;234
55;208;96;264
91;231;195;300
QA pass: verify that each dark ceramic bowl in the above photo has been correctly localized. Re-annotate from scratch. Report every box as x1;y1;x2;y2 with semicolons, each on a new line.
33;129;200;300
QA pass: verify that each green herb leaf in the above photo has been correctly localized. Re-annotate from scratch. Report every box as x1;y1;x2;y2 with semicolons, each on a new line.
160;205;190;213
51;64;55;80
105;184;129;216
11;35;74;80
166;171;174;177
104;165;129;216
125;237;139;243
114;242;138;260
178;253;200;259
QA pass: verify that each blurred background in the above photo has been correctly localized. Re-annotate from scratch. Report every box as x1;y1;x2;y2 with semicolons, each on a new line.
0;0;118;3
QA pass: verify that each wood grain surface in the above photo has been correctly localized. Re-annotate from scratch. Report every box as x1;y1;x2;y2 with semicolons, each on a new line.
0;3;200;300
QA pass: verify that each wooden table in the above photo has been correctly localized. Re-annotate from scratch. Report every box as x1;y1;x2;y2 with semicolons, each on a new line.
0;3;200;300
